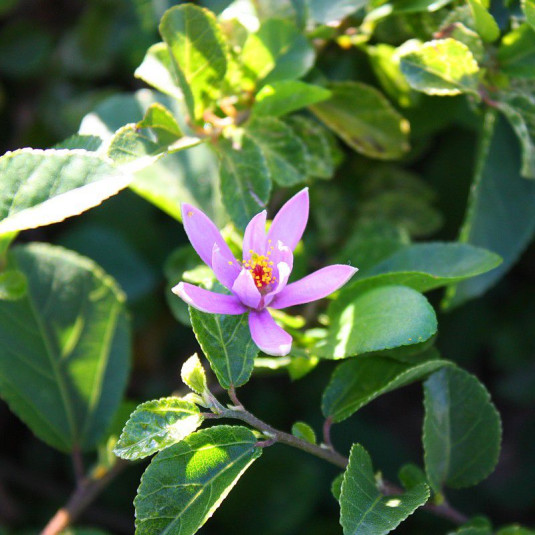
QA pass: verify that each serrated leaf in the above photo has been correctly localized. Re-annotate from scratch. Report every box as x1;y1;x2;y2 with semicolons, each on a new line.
445;111;535;307
291;421;316;444
284;115;336;179
245;116;308;186
343;243;501;297
523;0;535;30
0;270;27;300
252;81;331;118
241;18;314;86
159;4;228;121
181;353;208;395
319;285;437;359
135;426;262;535
0;149;129;235
423;367;502;491
114;398;204;460
135;42;183;99
322;356;449;422
497;24;535;79
496;91;535;179
399;39;480;96
189;307;258;389
217;136;271;230
311;81;410;160
340;443;430;535
0;243;130;452
467;0;500;42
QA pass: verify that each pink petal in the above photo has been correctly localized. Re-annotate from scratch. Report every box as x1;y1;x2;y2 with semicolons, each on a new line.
172;282;248;315
249;309;292;356
182;203;237;268
270;265;358;309
231;268;262;309
243;210;267;259
267;188;309;251
263;262;292;307
268;240;293;272
212;244;241;290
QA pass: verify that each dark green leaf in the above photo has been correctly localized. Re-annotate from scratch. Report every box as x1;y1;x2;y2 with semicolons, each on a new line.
344;242;501;296
245;116;308;186
135;426;262;535
0;244;130;452
423;367;502;491
189;307;258;388
398;464;427;490
322;356;449;422
319;285;437;359
217;136;271;230
399;39;480;96
497;526;535;535
252;81;331;118
159;4;228;121
311;81;410;160
0;149;129;235
114;398;204;460
340;443;429;535
308;0;366;24
445;112;535;307
284;115;336;179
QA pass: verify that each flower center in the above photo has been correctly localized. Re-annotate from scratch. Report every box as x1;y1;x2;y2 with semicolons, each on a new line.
243;249;276;290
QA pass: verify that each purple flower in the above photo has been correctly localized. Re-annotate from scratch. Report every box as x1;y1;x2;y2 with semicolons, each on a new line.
172;188;357;356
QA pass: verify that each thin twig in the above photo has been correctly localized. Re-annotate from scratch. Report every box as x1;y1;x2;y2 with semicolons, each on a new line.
323;417;334;450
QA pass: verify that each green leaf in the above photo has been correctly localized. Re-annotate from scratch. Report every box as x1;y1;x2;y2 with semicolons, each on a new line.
291;421;316;444
344;243;501;296
311;81;410;160
496;89;535;179
0;270;27;300
0;149;129;235
398;464;427;490
445;111;535;307
319;285;437;359
245;117;308;186
54;134;104;152
367;0;454;20
497;24;535;78
284;115;336;179
217;136;271;230
114;398;204;460
308;0;366;24
252;81;331;118
241;18;314;86
523;0;535;31
181;353;208;395
467;0;500;42
322;356;449;422
159;4;228;121
189;307;258;389
497;526;535;535
423;367;502;491
107;103;201;168
340;443;430;535
80;90;221;223
135;426;262;535
399;39;480;96
332;472;344;501
0;243;130;452
135;42;183;99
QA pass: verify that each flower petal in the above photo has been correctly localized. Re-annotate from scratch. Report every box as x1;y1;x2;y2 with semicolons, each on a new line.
182;203;237;268
249;309;292;356
268;240;293;273
232;268;262;309
263;262;292;307
267;188;309;251
243;210;267;259
172;282;247;315
270;265;358;309
212;244;241;290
